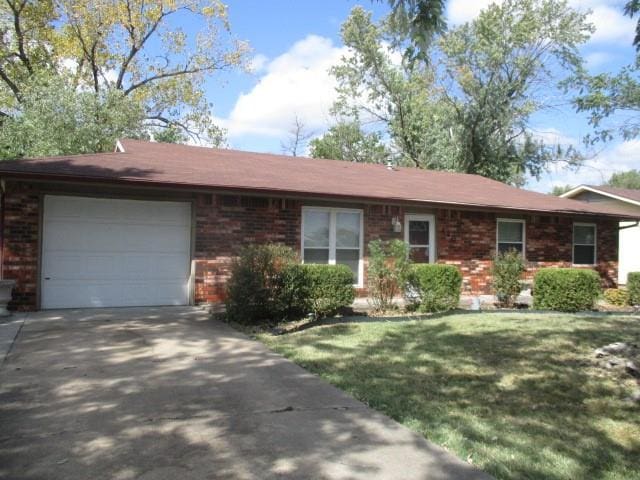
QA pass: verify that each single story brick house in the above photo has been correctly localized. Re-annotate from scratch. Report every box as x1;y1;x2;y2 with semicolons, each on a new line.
0;139;635;311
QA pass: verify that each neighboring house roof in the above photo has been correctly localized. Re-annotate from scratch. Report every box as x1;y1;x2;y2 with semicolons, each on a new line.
561;184;640;207
0;139;636;219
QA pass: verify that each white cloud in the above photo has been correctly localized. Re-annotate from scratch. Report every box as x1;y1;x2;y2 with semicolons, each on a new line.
218;35;348;139
528;139;640;192
248;54;269;73
446;0;634;45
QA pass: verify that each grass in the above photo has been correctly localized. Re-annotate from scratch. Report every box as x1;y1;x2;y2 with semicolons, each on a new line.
257;312;640;480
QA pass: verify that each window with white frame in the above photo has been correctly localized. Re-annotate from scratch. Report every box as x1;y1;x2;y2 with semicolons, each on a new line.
573;223;596;265
302;208;363;285
405;214;435;263
497;219;525;254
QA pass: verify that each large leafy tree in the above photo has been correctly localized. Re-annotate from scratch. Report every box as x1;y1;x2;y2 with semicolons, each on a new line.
331;1;590;184
0;0;247;156
571;2;640;143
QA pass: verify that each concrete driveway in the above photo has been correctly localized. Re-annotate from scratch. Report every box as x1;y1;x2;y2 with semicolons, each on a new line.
0;307;491;480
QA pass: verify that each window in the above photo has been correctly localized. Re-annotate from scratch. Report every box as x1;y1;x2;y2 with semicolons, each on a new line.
573;223;596;265
302;208;363;285
404;214;435;263
497;219;525;255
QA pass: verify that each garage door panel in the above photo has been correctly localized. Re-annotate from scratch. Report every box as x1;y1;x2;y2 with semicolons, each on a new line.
42;196;191;309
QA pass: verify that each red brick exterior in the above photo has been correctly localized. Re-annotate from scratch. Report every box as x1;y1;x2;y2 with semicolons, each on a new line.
194;194;302;303
1;183;40;310
1;182;619;310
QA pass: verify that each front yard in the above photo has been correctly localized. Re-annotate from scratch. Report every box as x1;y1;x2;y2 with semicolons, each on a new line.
258;312;640;480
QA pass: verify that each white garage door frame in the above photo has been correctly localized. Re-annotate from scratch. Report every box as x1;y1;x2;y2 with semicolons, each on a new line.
40;194;195;309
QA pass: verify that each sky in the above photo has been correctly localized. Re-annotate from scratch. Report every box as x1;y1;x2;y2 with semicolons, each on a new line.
195;0;639;193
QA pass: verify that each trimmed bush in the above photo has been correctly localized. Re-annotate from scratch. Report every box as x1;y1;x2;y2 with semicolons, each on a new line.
628;272;640;306
533;268;601;312
367;239;412;312
225;244;298;324
301;264;355;318
405;264;462;313
492;250;525;308
603;288;629;307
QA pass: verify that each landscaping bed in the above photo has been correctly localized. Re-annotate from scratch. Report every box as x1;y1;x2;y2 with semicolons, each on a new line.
257;312;640;480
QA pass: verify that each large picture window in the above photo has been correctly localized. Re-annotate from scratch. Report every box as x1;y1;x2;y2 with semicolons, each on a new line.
573;223;596;265
302;207;363;285
497;219;525;255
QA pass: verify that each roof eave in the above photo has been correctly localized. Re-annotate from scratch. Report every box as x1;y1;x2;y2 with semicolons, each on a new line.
1;171;637;220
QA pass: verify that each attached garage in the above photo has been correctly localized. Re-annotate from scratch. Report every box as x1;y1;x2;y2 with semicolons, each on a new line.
41;195;192;309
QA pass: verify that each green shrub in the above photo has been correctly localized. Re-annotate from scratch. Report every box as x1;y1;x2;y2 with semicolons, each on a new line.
225;244;298;324
628;272;640;306
405;264;462;313
301;264;355;318
492;250;525;308
367;239;412;311
533;268;601;312
603;288;629;307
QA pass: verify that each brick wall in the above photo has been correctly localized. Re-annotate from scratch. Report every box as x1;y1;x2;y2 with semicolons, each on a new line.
0;183;620;309
193;194;302;303
435;209;618;294
2;183;40;310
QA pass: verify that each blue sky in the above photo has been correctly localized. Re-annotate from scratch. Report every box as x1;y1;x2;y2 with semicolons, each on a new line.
197;1;639;193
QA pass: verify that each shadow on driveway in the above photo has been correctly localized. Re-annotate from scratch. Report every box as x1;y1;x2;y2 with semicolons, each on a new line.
0;307;491;479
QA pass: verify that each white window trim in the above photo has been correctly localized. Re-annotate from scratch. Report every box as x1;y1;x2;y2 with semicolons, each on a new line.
404;214;436;263
496;218;526;258
573;222;597;266
301;207;364;288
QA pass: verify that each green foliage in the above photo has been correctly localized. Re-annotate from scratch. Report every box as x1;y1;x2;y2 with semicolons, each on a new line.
603;288;630;307
300;264;356;318
0;75;144;159
225;244;298;325
550;184;574;196
406;264;462;312
492;250;526;308
367;239;412;311
380;0;447;63
0;0;247;152
332;1;590;184
570;3;640;144
309;121;390;164
533;268;601;312
153;126;188;144
627;272;640;305
607;170;640;189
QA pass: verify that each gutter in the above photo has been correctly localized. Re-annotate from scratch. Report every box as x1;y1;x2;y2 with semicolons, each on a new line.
619;221;639;230
0;171;637;221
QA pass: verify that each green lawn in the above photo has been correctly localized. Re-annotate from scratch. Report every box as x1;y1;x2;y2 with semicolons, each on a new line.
257;312;640;480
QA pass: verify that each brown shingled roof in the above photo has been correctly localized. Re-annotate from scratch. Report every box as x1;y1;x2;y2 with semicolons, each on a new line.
0;139;635;219
586;185;640;204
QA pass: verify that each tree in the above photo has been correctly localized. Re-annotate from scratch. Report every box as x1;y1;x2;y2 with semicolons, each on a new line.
550;184;574;196
331;2;590;184
280;116;314;156
0;74;144;159
0;0;247;153
153;125;188;144
571;2;640;143
377;0;447;63
607;169;640;189
309;121;390;163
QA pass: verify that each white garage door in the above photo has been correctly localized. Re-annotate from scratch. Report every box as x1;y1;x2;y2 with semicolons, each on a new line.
42;195;191;309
